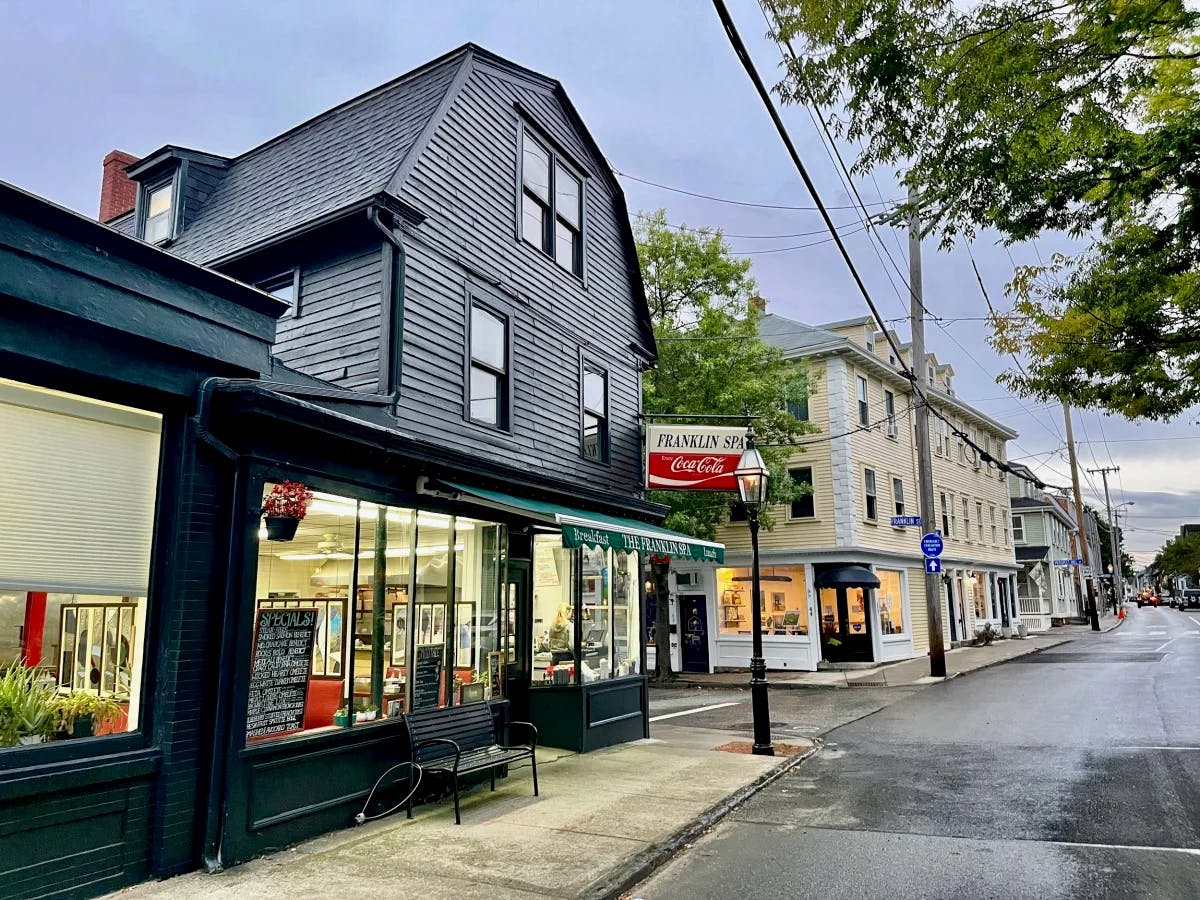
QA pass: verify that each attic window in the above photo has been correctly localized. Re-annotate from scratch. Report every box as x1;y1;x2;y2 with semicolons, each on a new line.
520;129;582;277
143;181;174;244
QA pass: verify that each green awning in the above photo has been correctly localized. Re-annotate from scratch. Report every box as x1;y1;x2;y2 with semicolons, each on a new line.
444;482;724;564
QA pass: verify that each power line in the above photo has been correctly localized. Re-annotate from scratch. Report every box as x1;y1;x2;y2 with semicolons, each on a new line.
613;168;900;211
631;211;862;240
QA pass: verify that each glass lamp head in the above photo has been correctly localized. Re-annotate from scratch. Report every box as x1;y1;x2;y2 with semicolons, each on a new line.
734;445;770;507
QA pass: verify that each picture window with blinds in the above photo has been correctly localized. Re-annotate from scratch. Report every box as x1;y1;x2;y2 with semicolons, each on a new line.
0;378;162;750
468;302;510;429
520;129;583;276
582;366;609;462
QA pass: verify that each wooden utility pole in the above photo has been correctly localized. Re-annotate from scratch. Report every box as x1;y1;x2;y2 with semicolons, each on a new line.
1063;402;1101;630
909;188;947;676
1088;465;1122;613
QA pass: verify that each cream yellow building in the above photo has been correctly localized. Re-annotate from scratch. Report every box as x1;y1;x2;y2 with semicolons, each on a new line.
673;312;1020;673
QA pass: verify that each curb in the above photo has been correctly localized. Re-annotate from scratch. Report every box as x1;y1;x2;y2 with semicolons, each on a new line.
582;741;821;900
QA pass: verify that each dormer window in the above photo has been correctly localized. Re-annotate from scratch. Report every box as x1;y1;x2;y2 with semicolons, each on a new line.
520;128;583;277
144;181;174;244
865;326;874;353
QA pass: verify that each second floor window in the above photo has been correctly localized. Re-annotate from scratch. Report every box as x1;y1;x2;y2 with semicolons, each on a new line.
260;271;298;320
582;367;608;461
864;468;877;521
885;390;896;437
941;492;950;535
893;478;904;516
976;501;984;540
857;377;869;426
962;497;970;539
521;130;582;276
787;396;809;422
144;181;174;244
990;506;997;543
1012;515;1025;542
469;302;509;428
789;467;814;518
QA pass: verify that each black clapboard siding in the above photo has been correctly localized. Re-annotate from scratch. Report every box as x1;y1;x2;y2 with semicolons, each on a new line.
392;58;647;494
180;162;226;231
272;243;383;390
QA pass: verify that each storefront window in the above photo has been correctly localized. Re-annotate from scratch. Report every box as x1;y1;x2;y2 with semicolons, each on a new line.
877;569;905;635
716;567;808;635
249;486;503;743
533;534;576;685
0;380;160;749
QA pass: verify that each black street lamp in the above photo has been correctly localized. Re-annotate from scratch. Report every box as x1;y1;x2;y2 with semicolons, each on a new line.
735;428;774;757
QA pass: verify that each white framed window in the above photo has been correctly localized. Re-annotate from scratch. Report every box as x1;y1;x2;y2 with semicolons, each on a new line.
143;181;174;244
962;497;971;540
893;478;905;516
976;501;984;540
864;468;878;521
468;301;510;429
857;377;869;427
885;390;897;437
1012;515;1025;543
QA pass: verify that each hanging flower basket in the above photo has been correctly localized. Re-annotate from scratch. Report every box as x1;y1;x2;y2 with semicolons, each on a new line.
261;480;313;542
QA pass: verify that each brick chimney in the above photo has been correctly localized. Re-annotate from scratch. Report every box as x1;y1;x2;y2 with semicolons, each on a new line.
99;150;139;223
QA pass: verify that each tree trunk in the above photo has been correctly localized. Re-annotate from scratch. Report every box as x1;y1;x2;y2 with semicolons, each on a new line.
652;557;674;680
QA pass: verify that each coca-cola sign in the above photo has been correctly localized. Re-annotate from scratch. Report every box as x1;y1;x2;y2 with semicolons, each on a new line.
645;425;747;491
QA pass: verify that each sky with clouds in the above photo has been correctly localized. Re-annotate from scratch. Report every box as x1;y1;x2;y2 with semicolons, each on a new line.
2;0;1195;563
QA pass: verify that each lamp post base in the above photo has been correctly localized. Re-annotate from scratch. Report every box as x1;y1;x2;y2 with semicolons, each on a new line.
749;656;774;756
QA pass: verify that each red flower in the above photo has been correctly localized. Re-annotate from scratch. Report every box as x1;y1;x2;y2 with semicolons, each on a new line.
263;481;313;519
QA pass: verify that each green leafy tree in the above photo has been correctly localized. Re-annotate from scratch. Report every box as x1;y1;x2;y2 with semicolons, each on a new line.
766;0;1200;419
636;209;816;677
1152;533;1200;583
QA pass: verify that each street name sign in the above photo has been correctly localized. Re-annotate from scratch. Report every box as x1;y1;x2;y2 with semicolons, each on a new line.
1052;558;1084;567
890;515;922;527
921;533;944;557
925;557;942;574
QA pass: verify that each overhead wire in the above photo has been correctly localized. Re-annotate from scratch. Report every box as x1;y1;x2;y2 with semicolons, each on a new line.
613;168;900;211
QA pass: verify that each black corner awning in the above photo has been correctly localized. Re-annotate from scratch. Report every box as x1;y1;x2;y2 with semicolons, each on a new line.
816;565;881;589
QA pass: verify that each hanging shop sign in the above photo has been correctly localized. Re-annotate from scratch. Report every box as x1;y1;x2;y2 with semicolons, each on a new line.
246;607;319;739
645;425;747;491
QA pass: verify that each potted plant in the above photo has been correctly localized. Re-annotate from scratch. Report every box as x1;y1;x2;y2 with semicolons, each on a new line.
332;706;350;727
261;480;313;541
52;691;122;739
0;664;56;747
355;705;378;723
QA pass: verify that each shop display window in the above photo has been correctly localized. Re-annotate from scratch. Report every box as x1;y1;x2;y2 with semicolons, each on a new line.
716;567;808;636
970;573;988;620
531;536;640;686
877;569;905;635
0;380;161;749
249;486;505;743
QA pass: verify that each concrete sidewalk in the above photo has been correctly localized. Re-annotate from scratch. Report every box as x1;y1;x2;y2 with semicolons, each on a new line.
108;726;811;900
665;615;1124;691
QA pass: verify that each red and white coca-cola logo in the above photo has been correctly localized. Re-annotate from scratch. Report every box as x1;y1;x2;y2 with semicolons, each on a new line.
668;455;732;475
648;452;740;490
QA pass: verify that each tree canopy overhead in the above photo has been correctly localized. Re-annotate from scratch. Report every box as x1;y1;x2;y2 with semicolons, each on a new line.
636;209;815;541
766;0;1200;420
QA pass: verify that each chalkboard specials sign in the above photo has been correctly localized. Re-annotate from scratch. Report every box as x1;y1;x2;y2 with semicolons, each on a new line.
246;607;319;739
412;643;444;711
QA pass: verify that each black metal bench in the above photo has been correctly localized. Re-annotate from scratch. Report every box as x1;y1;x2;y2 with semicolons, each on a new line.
404;702;538;824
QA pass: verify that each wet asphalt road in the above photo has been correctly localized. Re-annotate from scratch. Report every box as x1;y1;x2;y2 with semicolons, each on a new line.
637;607;1200;899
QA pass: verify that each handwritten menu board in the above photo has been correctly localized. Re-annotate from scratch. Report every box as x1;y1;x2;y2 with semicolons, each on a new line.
412;643;444;711
246;608;318;739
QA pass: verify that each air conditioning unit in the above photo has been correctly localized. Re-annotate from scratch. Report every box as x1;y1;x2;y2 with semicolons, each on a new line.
887;421;898;438
973;456;982;471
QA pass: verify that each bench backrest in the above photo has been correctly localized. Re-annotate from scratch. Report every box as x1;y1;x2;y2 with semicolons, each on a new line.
406;702;498;763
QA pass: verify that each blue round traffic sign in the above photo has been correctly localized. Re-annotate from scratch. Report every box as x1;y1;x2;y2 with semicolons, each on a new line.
921;533;944;557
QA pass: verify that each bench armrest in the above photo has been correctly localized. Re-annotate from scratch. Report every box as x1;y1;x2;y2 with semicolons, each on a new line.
414;737;462;770
504;720;538;751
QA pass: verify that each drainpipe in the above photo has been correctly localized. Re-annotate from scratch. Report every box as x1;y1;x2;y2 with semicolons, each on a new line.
191;377;246;871
368;206;406;416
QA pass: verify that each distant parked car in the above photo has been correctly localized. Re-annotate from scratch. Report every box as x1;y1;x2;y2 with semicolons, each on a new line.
1180;589;1200;610
1137;590;1160;608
